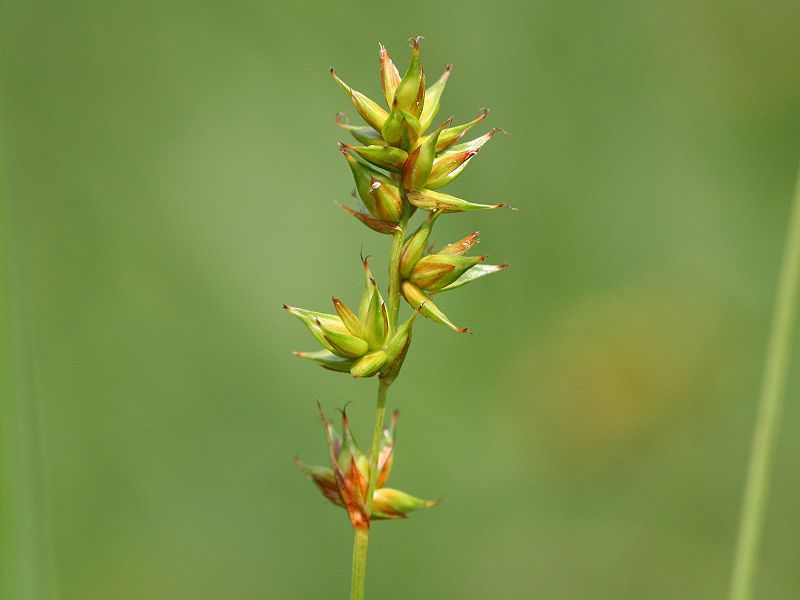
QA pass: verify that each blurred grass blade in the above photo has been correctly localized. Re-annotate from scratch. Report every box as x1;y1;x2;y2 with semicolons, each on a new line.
729;164;800;600
1;98;57;600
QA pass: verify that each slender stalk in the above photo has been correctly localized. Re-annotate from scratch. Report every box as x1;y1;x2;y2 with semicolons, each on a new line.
350;380;390;600
350;193;410;600
729;165;800;600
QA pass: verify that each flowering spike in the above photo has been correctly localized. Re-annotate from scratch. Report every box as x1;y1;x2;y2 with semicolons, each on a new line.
425;149;479;190
394;37;425;117
419;64;451;132
400;281;470;333
378;44;402;108
292;350;356;373
399;211;441;278
437;262;510;292
335;113;384;146
406;188;514;212
330;67;388;132
299;405;436;527
409;254;486;292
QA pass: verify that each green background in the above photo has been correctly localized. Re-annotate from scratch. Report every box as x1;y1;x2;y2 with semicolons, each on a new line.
3;1;800;598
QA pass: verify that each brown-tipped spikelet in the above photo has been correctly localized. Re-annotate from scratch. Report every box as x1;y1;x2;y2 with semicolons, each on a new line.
297;407;438;528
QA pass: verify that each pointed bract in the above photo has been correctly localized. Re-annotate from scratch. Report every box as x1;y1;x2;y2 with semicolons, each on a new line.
394;37;425;117
409;254;487;292
379;44;402;108
336;202;398;235
426;149;479;189
292;350;356;373
343;143;408;172
419;64;451;132
402;118;450;189
406;188;513;213
400;281;470;333
335;113;384;146
438;262;510;292
330;67;388;131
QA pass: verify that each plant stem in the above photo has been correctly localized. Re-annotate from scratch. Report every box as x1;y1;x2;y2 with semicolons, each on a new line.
729;165;800;600
350;190;410;600
350;379;390;600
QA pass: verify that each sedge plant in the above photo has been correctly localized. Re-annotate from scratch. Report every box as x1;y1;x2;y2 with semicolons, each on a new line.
284;38;514;600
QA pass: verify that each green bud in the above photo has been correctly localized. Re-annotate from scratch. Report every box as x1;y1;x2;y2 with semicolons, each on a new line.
342;143;408;172
399;108;422;151
332;297;365;338
380;310;420;384
316;318;369;358
371;488;439;520
369;179;402;223
437;262;510;292
436;231;480;256
425;149;478;190
350;350;387;378
292;350;356;373
399;211;441;278
401;118;450;189
340;145;392;209
406;188;514;212
381;100;405;147
379;43;401;108
400;281;470;333
336;202;398;235
330;67;388;132
394;37;425;117
335;113;384;146
418;64;451;132
409;254;486;292
363;279;389;350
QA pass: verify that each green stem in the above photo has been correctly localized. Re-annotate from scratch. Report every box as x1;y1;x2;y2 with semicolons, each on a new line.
350;380;390;600
729;165;800;600
387;209;409;328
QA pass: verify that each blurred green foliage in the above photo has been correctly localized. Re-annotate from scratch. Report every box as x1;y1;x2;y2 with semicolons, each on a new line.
2;0;800;598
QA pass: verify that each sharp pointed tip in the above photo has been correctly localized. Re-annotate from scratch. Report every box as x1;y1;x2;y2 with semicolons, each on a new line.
457;327;473;335
498;262;510;269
